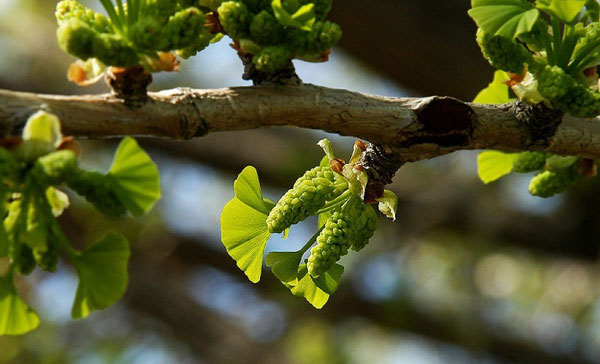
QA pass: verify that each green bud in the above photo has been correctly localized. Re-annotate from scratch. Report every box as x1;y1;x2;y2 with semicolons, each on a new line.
528;167;581;198
160;7;207;51
56;0;111;33
92;33;139;68
253;45;292;72
57;18;99;61
218;1;251;40
537;65;574;100
250;11;284;45
512;152;547;173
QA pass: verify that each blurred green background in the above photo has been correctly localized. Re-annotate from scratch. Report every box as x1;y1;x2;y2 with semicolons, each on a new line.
3;1;600;363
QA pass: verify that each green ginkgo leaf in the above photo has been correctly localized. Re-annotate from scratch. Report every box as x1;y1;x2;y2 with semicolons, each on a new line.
71;231;130;319
473;70;512;104
266;250;303;284
286;263;343;309
536;0;586;23
221;167;273;283
272;0;316;31
469;0;539;39
0;275;40;335
477;150;518;184
108;137;161;217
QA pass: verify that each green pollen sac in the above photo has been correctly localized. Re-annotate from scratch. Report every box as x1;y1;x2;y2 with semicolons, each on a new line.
218;1;252;40
250;10;284;45
66;170;127;218
177;31;216;59
350;204;377;252
93;33;139;68
554;84;600;118
56;0;111;33
288;20;342;56
528;166;582;198
129;17;165;52
30;150;78;186
307;202;357;278
266;166;347;234
475;29;529;74
537;66;574;100
512;152;548;173
57;18;99;61
160;7;207;51
253;45;292;72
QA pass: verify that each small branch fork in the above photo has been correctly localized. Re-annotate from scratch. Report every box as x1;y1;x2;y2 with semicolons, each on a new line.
1;84;599;184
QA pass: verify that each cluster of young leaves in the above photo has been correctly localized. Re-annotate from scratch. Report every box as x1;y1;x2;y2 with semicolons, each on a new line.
55;0;341;84
220;139;397;308
470;0;600;118
214;0;342;73
0;112;161;335
474;71;597;195
55;0;221;81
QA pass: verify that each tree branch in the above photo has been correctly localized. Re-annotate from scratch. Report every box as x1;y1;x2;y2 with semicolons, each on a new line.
1;85;600;163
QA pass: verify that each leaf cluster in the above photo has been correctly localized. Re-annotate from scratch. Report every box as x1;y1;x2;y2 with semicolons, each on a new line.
470;0;600;118
220;140;396;308
0;111;161;335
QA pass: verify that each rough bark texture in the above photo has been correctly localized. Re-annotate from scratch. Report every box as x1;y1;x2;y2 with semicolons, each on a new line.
2;85;600;181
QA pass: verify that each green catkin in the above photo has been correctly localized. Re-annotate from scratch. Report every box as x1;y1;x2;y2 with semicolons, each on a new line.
30;150;78;186
57;18;99;61
218;1;252;40
307;198;363;277
553;84;600;118
350;204;377;252
93;33;139;68
528;167;582;198
250;11;283;45
537;65;574;100
266;166;347;234
66;170;127;218
56;0;111;33
476;29;529;73
512;152;547;173
253;46;292;72
288;20;342;55
160;7;207;51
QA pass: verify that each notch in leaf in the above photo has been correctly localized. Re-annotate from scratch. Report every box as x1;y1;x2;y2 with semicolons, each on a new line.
71;231;130;319
469;0;539;39
221;166;273;283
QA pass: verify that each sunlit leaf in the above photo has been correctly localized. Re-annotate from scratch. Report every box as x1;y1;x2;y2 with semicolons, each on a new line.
221;167;273;283
266;250;303;284
473;71;511;104
286;264;343;309
536;0;586;23
272;0;316;31
313;264;344;295
108;137;161;217
71;232;130;319
0;275;40;335
469;0;539;39
477;150;518;184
